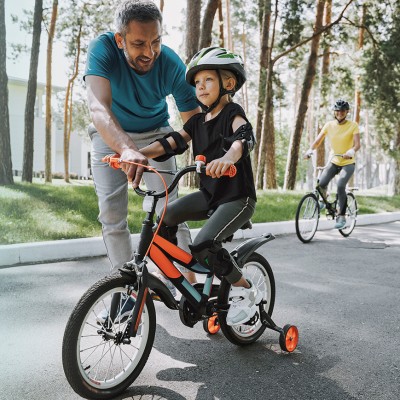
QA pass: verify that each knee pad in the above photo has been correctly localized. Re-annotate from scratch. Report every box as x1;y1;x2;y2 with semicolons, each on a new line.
157;221;178;245
189;241;234;278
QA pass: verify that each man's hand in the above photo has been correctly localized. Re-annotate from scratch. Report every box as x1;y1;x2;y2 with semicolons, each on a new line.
120;148;148;188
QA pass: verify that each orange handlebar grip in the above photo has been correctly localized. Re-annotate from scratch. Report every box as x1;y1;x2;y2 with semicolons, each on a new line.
102;153;122;170
224;165;237;177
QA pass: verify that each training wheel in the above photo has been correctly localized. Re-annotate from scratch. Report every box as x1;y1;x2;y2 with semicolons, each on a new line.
203;314;220;335
279;324;299;352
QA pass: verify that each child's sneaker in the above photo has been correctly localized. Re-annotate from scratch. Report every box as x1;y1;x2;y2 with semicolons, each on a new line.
226;279;261;326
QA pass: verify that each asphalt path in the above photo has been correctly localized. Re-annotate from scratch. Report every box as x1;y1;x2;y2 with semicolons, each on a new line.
1;222;399;400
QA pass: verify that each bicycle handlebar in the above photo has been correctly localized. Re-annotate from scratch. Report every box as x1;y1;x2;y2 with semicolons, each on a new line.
102;153;237;199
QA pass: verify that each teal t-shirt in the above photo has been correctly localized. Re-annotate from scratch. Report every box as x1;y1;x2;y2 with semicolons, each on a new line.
84;32;197;132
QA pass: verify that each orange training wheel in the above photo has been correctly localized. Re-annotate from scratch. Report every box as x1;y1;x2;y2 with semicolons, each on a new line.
279;324;299;352
203;314;220;335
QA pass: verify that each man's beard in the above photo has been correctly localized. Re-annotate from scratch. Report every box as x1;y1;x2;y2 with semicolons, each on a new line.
123;47;156;74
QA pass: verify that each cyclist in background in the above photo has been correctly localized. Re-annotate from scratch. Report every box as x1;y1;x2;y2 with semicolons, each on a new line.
305;99;361;229
140;47;261;326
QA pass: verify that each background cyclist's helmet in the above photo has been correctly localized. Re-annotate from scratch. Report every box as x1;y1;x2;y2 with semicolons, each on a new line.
186;47;246;92
333;99;350;111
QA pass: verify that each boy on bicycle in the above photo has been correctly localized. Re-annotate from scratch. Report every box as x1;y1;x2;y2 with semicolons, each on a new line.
140;47;261;326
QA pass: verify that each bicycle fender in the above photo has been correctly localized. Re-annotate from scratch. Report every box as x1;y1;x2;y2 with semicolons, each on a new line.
147;274;179;310
231;233;275;267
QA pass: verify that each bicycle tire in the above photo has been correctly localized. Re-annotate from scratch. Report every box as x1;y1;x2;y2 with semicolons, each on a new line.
62;272;156;400
295;193;320;243
339;192;357;237
218;253;275;346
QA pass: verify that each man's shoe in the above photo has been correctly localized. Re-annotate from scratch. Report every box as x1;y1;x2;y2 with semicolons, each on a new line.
96;294;135;324
334;215;346;229
226;279;260;326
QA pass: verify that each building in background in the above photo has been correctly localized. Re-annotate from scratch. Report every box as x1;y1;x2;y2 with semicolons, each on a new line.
8;77;91;179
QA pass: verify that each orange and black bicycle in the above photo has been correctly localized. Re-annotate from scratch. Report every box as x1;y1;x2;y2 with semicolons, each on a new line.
62;155;298;400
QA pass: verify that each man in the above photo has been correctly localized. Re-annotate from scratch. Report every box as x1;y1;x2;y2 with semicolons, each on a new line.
305;99;360;229
85;0;200;285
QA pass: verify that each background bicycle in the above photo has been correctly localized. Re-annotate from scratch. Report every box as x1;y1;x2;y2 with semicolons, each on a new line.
62;155;299;400
295;154;358;243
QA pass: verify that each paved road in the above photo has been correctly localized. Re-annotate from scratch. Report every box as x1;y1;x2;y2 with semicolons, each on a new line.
1;222;399;400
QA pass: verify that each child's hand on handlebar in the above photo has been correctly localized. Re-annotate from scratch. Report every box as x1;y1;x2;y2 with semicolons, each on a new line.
206;157;235;178
119;148;148;188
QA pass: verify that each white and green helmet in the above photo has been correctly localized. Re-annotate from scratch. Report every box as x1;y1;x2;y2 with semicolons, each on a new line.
185;46;246;92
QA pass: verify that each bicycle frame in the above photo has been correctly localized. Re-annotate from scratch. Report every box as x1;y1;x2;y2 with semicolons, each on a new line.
101;160;262;338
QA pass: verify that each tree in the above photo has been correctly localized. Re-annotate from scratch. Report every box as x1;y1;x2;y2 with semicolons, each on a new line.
45;0;58;183
22;0;43;183
363;1;400;194
199;0;220;49
284;0;325;190
0;0;13;185
185;0;202;63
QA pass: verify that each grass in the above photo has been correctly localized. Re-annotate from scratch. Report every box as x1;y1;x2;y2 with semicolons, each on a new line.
1;181;399;245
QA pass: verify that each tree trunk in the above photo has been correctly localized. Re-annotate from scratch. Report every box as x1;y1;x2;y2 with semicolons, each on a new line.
45;0;58;183
317;0;331;168
257;68;276;189
184;0;202;186
218;0;224;47
284;0;325;190
185;0;202;64
0;0;13;185
22;0;43;183
225;0;232;50
63;23;82;183
159;0;164;12
393;124;400;195
199;0;219;49
253;0;271;176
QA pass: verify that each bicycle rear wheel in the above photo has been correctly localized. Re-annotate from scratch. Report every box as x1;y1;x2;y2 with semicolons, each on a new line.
218;253;275;346
295;193;320;243
62;273;156;400
339;192;357;237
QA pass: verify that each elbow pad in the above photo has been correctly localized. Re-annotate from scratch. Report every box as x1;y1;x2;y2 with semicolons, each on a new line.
152;131;189;162
223;122;255;159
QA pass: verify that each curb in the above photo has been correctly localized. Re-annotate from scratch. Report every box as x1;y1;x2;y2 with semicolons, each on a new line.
1;212;399;267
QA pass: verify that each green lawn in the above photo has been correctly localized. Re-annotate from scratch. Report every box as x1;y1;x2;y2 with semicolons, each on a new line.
1;181;399;245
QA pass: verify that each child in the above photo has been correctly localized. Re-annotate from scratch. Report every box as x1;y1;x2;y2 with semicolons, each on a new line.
140;47;260;326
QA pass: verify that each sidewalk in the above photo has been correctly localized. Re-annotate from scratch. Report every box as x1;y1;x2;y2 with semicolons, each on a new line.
1;212;400;267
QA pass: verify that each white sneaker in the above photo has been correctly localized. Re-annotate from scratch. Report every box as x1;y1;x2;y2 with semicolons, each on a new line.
226;280;260;326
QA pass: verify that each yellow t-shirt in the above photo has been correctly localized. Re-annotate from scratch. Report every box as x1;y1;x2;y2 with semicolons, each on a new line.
320;120;359;166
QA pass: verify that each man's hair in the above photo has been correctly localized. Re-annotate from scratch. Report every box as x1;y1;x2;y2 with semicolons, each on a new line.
114;0;162;37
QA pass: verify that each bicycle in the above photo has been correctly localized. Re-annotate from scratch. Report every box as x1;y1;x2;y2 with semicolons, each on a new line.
295;154;358;243
62;154;299;400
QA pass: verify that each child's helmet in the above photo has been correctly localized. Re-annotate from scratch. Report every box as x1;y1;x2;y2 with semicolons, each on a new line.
186;47;246;92
333;99;350;111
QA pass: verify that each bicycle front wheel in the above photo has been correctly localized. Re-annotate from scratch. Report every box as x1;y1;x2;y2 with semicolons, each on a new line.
295;193;320;243
218;253;275;346
339;192;358;237
62;272;156;400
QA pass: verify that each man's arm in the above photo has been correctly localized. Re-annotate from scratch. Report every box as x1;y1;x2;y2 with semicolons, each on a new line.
179;107;202;124
86;75;147;188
